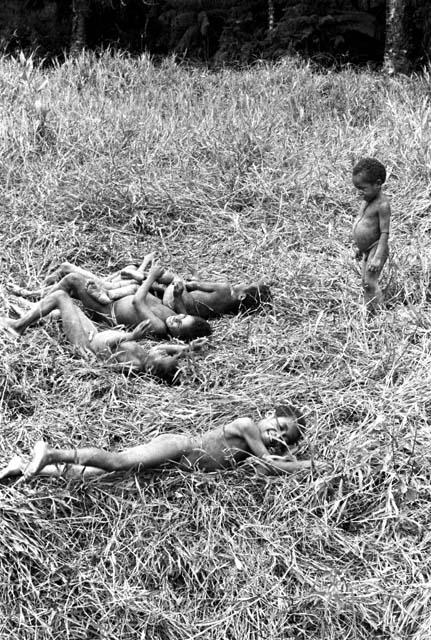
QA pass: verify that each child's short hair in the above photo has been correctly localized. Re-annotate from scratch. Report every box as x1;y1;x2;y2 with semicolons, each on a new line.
178;317;212;341
240;284;272;311
352;158;386;184
149;356;179;384
274;404;306;440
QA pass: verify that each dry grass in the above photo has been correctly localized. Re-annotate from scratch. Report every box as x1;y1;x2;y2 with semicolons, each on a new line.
1;51;431;639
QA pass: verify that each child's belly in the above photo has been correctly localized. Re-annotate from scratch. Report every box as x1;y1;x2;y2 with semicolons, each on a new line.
112;297;140;326
352;220;380;252
180;432;247;471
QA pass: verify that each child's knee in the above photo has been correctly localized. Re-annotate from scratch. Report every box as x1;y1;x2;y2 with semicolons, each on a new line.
59;262;74;275
362;272;379;293
50;290;70;305
59;272;80;289
362;279;376;292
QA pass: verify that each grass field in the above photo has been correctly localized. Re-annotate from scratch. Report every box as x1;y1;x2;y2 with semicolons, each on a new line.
1;51;431;639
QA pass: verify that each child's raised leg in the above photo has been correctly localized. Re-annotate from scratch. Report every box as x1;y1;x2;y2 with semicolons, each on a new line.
24;434;193;478
2;290;99;351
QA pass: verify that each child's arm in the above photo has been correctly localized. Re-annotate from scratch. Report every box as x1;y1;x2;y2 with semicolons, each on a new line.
259;456;313;474
155;338;208;358
173;280;188;314
133;265;165;302
185;280;227;293
234;419;273;459
91;320;153;353
368;202;391;272
130;266;168;335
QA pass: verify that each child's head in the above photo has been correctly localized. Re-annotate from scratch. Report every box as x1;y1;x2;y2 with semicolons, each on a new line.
352;158;386;202
234;283;272;311
145;353;179;384
165;314;212;341
258;404;306;452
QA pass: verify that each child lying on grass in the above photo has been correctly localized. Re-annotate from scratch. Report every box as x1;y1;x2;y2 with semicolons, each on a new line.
118;256;271;319
352;157;391;314
15;252;271;320
0;405;317;482
0;289;206;382
10;263;212;342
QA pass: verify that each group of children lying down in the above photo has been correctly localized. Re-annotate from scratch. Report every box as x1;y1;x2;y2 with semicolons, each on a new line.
0;156;391;483
2;255;271;383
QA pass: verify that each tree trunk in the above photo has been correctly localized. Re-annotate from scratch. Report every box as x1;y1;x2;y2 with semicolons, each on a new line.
268;0;274;33
70;0;87;56
384;0;408;73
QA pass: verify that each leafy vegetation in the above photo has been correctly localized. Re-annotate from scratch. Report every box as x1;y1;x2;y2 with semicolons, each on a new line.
1;51;431;638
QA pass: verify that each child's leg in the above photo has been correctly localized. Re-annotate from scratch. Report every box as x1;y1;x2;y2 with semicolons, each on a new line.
45;262;101;285
162;282;193;314
106;283;140;301
47;273;113;317
0;455;26;480
24;434;193;478
4;290;99;352
0;455;105;481
362;247;387;313
121;253;177;286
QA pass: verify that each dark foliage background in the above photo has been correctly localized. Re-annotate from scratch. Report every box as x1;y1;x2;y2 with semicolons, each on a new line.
0;0;429;67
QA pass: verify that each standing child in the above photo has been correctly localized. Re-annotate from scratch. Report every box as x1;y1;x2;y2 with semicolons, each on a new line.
352;158;391;313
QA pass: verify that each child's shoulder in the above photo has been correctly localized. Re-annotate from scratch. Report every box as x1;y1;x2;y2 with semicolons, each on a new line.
224;416;255;437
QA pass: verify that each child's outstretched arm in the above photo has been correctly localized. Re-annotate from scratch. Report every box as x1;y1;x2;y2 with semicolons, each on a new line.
257;456;313;474
368;202;391;272
154;338;209;358
185;280;223;293
233;420;315;475
91;320;153;354
133;264;165;302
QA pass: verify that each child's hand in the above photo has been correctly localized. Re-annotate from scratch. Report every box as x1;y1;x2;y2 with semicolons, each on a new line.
173;278;185;296
368;255;383;272
149;264;165;281
189;337;209;352
132;319;152;339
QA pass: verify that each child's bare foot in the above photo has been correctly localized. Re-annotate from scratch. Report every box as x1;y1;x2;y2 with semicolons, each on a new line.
139;251;156;271
85;281;111;305
0;455;26;480
7;283;41;300
23;440;50;479
44;269;63;286
0;317;22;337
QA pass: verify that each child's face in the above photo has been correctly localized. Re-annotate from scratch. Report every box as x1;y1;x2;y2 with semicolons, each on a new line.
352;172;381;202
258;415;299;451
165;314;195;338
